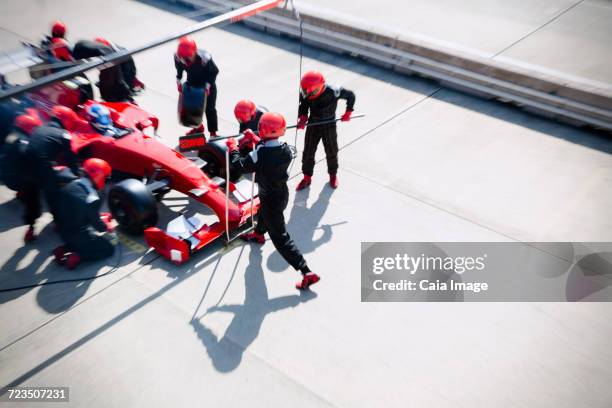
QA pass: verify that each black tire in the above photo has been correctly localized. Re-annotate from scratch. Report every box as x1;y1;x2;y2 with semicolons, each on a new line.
198;145;241;182
108;179;158;234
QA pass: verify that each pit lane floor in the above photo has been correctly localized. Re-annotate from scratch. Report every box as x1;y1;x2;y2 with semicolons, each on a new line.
0;1;611;407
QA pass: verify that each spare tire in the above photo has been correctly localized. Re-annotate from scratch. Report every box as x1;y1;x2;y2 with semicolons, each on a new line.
108;179;158;234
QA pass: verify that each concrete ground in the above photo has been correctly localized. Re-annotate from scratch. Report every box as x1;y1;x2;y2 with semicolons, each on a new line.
1;0;611;407
297;0;612;86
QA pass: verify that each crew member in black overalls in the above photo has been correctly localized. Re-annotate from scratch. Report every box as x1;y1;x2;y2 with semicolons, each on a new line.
53;158;115;270
226;112;320;290
234;99;267;151
175;36;219;137
72;39;135;102
23;113;80;240
296;70;355;190
0;114;42;243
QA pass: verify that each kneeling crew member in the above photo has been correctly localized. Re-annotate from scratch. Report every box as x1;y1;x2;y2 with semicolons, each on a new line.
53;158;115;269
175;36;219;137
226;112;320;290
296;70;355;190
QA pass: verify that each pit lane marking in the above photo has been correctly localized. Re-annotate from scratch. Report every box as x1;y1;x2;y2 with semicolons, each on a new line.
116;232;148;254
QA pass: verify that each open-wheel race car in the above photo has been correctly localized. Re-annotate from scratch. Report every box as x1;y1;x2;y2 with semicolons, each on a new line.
75;99;260;264
1;42;261;266
0;0;287;264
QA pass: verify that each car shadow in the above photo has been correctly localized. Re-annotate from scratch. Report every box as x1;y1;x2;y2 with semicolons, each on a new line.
190;245;316;373
267;185;343;272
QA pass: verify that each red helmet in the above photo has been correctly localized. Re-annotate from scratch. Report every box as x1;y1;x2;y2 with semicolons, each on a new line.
94;37;111;47
14;114;42;136
82;158;112;190
234;100;256;123
51;20;66;38
51;105;78;131
51;38;72;61
258;112;286;139
300;70;325;100
176;36;197;65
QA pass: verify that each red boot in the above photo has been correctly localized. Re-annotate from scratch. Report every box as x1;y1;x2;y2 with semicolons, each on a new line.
24;225;37;243
240;231;265;245
186;124;205;136
64;253;81;270
296;272;320;290
53;245;67;265
132;78;145;92
296;176;312;191
329;175;338;189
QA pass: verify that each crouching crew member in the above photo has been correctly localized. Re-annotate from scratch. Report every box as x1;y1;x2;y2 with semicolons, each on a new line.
41;20;67;48
296;70;355;190
234;99;267;133
175;36;219;137
40;21;74;70
234;99;267;151
226;112;320;290
72;38;136;102
53;158;115;269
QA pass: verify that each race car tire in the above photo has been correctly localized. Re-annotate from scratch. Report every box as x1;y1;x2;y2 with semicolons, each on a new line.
108;178;158;234
198;143;241;182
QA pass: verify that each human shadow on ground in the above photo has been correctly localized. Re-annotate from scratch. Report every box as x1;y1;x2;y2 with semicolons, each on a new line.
0;196;24;233
0;226;149;314
267;185;343;272
190;245;316;373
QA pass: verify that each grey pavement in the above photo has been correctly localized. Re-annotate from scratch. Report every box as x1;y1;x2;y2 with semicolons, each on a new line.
0;0;611;407
295;0;612;86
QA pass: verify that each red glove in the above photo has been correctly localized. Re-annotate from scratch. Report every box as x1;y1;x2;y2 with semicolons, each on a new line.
341;110;353;122
297;115;308;130
240;129;261;150
205;83;211;96
100;212;114;232
177;80;182;93
226;137;238;152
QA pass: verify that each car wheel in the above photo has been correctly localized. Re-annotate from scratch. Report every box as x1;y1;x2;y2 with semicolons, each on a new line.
198;150;222;179
108;179;158;235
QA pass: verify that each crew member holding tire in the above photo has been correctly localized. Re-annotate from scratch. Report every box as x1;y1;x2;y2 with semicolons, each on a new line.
226;112;320;290
175;36;219;137
296;70;355;191
53;158;116;270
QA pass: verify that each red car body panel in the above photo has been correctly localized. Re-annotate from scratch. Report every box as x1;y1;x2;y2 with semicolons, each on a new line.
29;83;259;264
